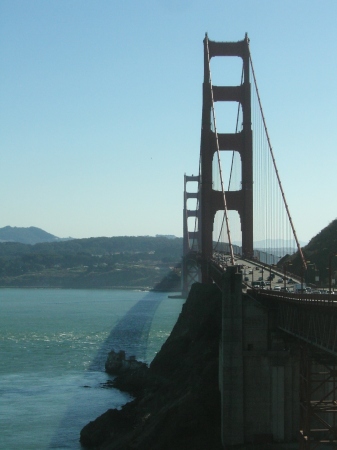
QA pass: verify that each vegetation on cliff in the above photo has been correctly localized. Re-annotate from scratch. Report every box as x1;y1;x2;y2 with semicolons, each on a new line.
80;283;223;450
279;219;337;285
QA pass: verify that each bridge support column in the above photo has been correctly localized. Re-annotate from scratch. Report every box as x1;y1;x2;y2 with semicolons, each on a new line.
219;265;244;446
219;276;300;448
271;365;285;441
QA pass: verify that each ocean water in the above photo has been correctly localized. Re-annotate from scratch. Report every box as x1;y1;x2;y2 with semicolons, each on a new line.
0;289;184;450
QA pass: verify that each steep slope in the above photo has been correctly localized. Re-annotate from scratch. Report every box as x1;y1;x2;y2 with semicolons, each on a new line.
281;219;337;284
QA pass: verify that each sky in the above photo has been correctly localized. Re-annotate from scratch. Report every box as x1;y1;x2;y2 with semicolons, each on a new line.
1;0;336;242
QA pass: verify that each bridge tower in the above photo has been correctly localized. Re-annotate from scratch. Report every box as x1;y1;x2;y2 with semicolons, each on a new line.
200;35;253;282
182;174;201;297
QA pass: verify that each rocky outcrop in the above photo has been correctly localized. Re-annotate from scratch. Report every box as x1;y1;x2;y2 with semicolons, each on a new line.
105;350;150;397
105;350;147;375
80;282;223;450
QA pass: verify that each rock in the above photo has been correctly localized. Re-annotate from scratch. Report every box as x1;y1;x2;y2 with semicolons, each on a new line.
105;350;150;397
105;350;147;375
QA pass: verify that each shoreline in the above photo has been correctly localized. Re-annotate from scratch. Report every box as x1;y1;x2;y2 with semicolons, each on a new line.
0;285;181;293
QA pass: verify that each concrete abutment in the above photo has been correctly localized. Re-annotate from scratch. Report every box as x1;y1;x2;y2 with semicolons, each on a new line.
219;266;299;448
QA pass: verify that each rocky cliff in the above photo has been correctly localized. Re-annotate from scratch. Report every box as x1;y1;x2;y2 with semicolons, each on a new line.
80;282;223;449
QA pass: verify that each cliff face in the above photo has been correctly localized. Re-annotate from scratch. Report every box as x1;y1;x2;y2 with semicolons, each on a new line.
80;282;223;450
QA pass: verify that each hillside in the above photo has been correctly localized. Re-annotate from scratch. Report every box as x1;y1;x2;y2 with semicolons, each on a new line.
280;219;337;286
0;226;65;245
0;235;183;290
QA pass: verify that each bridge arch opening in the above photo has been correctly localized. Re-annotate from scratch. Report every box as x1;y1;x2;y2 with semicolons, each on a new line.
187;215;198;232
186;197;198;211
213;209;242;252
212;151;242;192
213;101;243;134
209;56;243;87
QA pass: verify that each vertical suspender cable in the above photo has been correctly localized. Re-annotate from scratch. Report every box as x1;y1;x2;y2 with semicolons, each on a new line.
248;44;307;270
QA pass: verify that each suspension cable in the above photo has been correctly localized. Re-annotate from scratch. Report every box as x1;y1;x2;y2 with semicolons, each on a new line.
248;43;307;270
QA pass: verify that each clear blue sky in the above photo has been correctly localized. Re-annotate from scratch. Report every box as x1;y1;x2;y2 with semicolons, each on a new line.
1;0;336;242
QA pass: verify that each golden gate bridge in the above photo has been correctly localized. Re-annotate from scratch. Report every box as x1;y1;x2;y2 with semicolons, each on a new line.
182;34;337;449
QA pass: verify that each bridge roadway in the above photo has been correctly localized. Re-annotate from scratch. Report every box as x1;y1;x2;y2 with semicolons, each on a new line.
213;251;335;294
210;253;337;359
212;251;305;291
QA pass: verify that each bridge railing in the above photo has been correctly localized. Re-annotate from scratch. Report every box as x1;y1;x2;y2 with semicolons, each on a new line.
250;289;337;306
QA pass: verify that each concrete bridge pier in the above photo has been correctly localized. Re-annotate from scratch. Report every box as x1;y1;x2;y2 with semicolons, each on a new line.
219;266;299;449
219;265;244;445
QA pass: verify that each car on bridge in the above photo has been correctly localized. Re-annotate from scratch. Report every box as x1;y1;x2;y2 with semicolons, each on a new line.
273;285;281;291
252;281;266;288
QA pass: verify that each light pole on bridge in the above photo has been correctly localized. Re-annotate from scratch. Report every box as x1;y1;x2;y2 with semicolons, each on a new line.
283;262;292;291
329;253;337;294
307;263;319;287
269;264;276;290
300;261;311;292
300;263;309;292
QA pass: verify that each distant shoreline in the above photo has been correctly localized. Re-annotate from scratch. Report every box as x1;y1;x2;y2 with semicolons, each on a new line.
0;285;180;292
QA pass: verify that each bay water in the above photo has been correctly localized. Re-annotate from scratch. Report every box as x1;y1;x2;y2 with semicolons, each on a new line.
0;288;184;450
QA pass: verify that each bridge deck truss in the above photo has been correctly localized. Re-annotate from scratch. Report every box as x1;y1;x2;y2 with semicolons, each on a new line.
254;290;337;356
278;298;337;357
299;344;337;449
251;289;337;448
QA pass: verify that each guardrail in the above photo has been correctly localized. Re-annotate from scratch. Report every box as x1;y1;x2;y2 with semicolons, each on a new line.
250;288;337;307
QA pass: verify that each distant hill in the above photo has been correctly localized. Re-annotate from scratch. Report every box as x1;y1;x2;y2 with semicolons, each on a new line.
0;226;69;245
0;234;183;290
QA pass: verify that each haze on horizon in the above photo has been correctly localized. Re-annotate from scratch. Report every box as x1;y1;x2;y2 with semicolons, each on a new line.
1;1;336;243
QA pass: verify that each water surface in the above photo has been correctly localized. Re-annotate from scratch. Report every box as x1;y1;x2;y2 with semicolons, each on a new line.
0;289;184;449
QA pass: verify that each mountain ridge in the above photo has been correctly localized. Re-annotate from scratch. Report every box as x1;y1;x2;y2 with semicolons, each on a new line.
0;226;71;245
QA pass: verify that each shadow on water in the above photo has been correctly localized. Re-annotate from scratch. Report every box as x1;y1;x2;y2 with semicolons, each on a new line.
48;291;166;449
90;291;165;369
